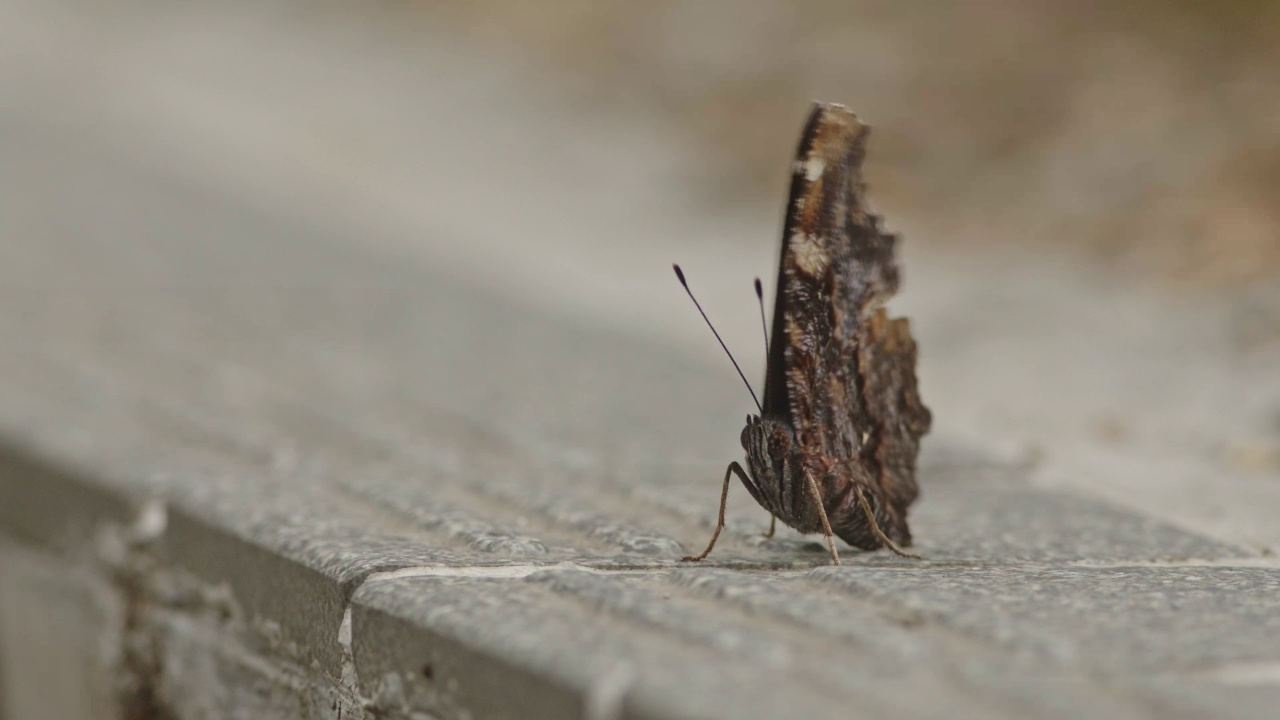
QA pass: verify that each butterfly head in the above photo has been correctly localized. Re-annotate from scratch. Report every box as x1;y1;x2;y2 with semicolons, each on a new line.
740;414;800;513
740;414;792;455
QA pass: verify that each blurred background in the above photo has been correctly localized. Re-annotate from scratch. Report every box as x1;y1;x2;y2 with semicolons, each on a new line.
2;0;1278;544
437;0;1280;290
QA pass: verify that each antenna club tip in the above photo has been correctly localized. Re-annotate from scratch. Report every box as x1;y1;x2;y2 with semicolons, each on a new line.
754;278;763;296
672;264;687;286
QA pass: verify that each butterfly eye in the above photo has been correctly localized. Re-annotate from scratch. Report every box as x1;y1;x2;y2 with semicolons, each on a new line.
767;428;791;457
739;425;751;450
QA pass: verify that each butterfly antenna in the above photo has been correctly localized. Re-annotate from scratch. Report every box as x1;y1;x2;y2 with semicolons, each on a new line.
673;264;762;413
754;278;770;361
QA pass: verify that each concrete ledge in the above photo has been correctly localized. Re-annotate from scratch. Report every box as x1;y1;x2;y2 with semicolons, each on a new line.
0;441;137;551
4;427;1272;719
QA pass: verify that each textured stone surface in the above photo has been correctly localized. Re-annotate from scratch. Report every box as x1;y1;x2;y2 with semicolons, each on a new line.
1;1;1278;718
349;570;1187;720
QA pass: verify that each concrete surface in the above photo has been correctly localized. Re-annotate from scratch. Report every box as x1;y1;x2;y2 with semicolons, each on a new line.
1;1;1278;719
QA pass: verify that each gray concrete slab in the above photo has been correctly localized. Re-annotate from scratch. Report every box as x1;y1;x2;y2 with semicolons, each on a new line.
806;566;1280;672
351;571;1177;720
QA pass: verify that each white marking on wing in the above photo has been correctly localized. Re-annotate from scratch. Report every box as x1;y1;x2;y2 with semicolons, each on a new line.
790;231;828;277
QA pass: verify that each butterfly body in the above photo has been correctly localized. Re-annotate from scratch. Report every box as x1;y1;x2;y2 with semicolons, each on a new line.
682;102;930;565
739;408;914;551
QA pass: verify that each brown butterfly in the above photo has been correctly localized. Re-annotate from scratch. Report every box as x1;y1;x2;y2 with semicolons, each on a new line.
675;102;931;565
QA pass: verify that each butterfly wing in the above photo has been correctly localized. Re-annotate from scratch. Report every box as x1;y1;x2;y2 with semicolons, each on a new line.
764;103;930;514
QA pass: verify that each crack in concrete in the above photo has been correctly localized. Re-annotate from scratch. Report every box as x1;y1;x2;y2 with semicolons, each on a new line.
108;504;177;720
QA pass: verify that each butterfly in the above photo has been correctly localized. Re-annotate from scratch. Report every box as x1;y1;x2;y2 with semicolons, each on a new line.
675;102;931;565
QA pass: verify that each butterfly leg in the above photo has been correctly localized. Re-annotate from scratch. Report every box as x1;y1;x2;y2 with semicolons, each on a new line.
804;474;842;565
854;486;922;559
762;514;777;539
683;461;750;562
